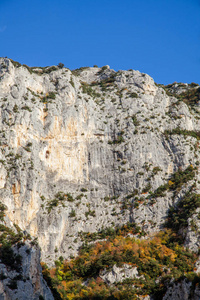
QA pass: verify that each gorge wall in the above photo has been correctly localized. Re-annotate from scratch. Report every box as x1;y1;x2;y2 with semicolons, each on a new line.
0;58;200;299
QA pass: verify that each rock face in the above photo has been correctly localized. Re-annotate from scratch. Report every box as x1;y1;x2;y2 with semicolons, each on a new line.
0;58;200;265
1;58;200;298
0;242;53;300
163;279;200;300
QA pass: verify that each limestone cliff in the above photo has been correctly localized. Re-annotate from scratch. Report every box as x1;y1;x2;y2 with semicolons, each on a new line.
1;58;200;299
0;242;53;300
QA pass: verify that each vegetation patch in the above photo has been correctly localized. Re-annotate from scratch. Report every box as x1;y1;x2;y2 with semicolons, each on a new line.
78;222;142;243
96;74;116;91
72;67;90;76
150;165;195;199
40;91;56;103
46;192;74;213
21;105;32;112
165;191;200;232
108;131;125;145
0;203;30;273
163;84;200;107
10;59;22;68
132;115;140;127
128;92;138;98
23;142;32;152
42;230;198;300
0;202;6;221
164;128;200;140
81;82;101;98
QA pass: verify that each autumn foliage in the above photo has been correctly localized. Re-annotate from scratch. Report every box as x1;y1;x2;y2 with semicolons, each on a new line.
42;229;199;299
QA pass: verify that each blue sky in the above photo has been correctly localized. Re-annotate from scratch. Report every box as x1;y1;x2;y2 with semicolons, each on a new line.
0;0;200;84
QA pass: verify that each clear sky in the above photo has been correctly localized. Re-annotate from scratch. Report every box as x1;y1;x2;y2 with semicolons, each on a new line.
0;0;200;84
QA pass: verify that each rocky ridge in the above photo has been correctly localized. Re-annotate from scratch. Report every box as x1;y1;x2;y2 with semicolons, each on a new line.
0;58;200;299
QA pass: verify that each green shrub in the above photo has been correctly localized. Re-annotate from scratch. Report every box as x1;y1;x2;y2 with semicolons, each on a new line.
21;106;32;112
129;92;138;98
0;202;6;221
164;128;200;140
48;92;56;99
58;63;64;69
132;115;139;126
108;131;125;145
166;192;200;231
69;209;76;218
69;77;75;88
10;59;21;68
151;165;195;199
81;82;100;98
13;104;18;113
46;192;74;213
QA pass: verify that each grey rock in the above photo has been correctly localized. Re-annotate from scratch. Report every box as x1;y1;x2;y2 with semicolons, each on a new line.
0;242;53;300
163;279;200;300
0;57;200;268
100;264;142;284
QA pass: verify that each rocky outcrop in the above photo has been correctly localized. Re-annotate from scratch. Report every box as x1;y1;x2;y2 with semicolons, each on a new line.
163;279;200;300
100;264;142;284
0;242;53;300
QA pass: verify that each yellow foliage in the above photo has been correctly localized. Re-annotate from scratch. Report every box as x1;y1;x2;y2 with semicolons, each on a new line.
66;293;75;300
168;180;174;186
42;228;197;300
80;289;89;297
